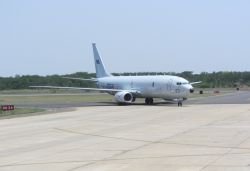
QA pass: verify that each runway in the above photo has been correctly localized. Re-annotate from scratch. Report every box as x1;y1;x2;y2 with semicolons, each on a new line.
1;103;250;170
189;91;250;104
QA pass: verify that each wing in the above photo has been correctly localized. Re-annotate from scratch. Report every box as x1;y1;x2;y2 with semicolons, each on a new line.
62;77;97;82
30;86;140;94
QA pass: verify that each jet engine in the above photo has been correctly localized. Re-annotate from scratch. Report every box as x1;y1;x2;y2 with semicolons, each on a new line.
114;91;133;103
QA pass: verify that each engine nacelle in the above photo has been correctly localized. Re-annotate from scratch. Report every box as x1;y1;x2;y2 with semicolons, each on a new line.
114;91;133;103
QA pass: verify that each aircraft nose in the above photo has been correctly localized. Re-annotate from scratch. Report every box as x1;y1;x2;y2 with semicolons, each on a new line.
186;84;194;93
190;88;194;93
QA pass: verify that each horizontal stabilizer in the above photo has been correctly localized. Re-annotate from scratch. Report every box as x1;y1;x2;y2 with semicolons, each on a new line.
190;81;202;85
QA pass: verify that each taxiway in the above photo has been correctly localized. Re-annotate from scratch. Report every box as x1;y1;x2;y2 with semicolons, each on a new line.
1;103;250;170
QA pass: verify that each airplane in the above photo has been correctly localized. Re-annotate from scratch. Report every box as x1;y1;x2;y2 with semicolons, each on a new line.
31;43;201;106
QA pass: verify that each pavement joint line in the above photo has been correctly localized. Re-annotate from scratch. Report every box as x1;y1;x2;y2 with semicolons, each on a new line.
66;127;180;171
67;147;136;171
2;152;250;168
160;142;250;151
53;127;151;143
156;112;242;143
55;115;250;171
54;127;250;151
200;134;250;170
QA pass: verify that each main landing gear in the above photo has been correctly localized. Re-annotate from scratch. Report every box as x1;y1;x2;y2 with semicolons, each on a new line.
145;98;154;105
144;97;184;106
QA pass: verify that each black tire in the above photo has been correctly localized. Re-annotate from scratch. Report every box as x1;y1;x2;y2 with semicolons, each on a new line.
178;101;182;107
145;98;150;105
145;97;154;105
145;98;154;105
149;98;154;105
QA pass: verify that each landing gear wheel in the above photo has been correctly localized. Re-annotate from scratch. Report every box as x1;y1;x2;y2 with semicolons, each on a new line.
177;101;183;107
149;98;153;105
132;96;136;102
145;98;154;105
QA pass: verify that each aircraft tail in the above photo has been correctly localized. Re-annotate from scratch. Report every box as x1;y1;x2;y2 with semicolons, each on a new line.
92;43;112;78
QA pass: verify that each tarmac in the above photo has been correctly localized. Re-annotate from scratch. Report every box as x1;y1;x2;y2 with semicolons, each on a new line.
0;92;250;171
189;91;250;104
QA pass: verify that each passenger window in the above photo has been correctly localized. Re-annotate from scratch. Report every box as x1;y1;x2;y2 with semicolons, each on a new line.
152;82;155;87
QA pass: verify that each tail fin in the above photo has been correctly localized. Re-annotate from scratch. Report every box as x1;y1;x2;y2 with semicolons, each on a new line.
92;43;112;78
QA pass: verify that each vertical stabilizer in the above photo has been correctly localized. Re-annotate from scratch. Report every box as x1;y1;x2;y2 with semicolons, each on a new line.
92;43;112;78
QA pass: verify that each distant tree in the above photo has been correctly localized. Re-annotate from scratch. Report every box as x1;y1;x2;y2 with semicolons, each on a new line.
0;71;250;90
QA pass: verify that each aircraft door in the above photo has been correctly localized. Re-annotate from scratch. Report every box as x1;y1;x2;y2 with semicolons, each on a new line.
169;79;175;95
130;81;133;88
175;82;181;97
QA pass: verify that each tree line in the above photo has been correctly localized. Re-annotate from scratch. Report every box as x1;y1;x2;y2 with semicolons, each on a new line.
0;71;250;90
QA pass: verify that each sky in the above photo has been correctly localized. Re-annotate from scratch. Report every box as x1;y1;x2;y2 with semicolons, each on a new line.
0;0;250;76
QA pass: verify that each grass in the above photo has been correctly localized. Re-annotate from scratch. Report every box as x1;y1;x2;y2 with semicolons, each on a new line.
0;89;86;94
0;93;113;105
0;108;45;118
0;93;111;119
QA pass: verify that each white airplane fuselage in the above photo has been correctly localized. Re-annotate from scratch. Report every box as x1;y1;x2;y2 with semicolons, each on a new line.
97;75;193;100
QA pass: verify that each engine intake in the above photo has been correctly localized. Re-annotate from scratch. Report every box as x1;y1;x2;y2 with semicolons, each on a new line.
115;91;133;103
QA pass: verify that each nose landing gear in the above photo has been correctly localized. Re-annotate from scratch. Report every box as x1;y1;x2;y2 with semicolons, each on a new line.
177;101;183;107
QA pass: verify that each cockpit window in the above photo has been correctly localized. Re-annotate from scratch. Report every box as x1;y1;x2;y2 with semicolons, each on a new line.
177;82;189;85
184;81;190;84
